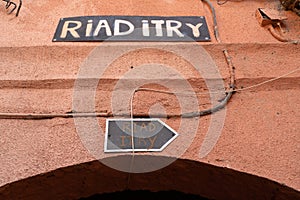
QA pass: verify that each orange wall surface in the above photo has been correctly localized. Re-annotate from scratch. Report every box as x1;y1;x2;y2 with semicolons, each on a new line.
0;1;299;199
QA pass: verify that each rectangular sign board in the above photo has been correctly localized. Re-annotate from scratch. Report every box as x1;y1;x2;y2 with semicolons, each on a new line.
53;16;211;42
105;119;178;153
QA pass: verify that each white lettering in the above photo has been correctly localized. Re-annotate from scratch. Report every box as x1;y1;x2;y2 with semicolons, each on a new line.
114;19;134;36
86;20;93;37
60;21;82;38
151;20;164;37
93;20;112;37
186;23;203;37
166;20;184;37
142;20;150;37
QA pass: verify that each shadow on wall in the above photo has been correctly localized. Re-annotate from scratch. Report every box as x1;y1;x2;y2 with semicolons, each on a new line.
0;156;299;200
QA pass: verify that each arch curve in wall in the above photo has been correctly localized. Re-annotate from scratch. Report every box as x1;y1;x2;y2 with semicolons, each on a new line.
0;156;299;200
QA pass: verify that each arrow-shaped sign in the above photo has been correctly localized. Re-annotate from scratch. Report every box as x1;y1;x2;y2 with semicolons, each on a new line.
104;119;178;152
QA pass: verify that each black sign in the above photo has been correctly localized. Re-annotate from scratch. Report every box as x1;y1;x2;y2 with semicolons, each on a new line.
53;16;211;42
105;119;178;152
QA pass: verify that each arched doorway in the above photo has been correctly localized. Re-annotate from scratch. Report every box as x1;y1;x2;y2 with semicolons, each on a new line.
0;156;299;200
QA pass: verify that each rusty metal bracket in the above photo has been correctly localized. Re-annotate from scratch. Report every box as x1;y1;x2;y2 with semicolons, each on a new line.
2;0;22;17
255;8;298;44
255;8;288;26
266;24;298;44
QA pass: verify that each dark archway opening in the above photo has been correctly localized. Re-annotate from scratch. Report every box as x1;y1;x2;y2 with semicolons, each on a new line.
1;156;299;200
80;190;210;200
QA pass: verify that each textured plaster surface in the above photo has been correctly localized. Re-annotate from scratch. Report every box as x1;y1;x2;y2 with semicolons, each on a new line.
0;0;299;198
